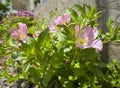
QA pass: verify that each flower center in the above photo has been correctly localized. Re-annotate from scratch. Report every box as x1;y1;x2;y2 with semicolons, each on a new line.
79;37;88;46
19;33;25;40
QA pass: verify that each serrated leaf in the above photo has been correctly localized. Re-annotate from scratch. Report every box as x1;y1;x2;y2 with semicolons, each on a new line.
75;4;85;17
87;7;97;19
66;8;78;22
107;18;115;34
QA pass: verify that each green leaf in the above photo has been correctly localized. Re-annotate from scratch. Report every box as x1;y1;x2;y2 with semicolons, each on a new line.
68;75;74;81
93;68;104;79
107;17;115;34
75;4;85;17
23;62;30;72
87;7;97;19
42;71;52;87
28;27;35;34
57;25;70;37
6;32;11;45
11;51;19;59
40;18;48;31
8;75;19;82
35;28;50;48
64;81;74;88
7;58;14;64
74;62;80;68
94;62;107;68
66;8;78;22
27;36;35;45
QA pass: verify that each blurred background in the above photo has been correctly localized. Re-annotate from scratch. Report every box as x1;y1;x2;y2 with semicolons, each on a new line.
0;0;44;20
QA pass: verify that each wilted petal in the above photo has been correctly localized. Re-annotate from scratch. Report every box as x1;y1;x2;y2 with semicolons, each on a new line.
33;30;41;37
91;39;103;51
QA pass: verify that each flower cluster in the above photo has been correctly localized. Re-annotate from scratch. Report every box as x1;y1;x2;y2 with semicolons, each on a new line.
16;10;34;19
75;25;103;51
11;23;40;43
49;13;70;32
11;23;28;43
49;13;103;51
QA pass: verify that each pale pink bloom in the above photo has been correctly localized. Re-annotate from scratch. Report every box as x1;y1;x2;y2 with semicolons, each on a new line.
33;30;41;38
49;13;70;32
54;13;70;25
49;21;57;32
18;23;28;43
75;25;103;51
11;29;19;39
11;23;28;43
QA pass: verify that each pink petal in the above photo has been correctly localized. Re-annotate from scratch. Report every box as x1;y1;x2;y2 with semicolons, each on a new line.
62;13;70;23
84;27;94;45
91;39;103;51
54;13;70;25
33;30;41;37
76;43;84;48
93;28;98;39
11;29;19;39
55;16;63;25
19;23;28;34
18;23;28;43
49;21;57;32
75;25;79;37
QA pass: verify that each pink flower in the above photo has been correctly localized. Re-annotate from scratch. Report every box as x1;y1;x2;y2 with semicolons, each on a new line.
33;30;41;38
49;13;70;32
75;25;103;51
11;29;19;39
54;13;70;25
11;23;28;43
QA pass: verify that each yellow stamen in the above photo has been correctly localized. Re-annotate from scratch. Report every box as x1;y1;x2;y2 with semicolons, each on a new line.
19;33;25;40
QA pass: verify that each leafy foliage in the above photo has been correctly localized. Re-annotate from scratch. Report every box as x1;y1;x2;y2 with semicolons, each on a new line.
0;4;120;88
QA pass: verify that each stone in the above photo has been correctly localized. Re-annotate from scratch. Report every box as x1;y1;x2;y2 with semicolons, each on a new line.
100;42;120;62
34;0;96;23
96;0;120;32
